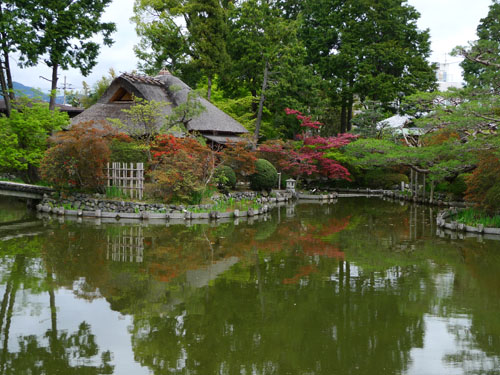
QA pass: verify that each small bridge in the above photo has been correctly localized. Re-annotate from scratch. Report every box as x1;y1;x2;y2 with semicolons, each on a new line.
0;181;54;201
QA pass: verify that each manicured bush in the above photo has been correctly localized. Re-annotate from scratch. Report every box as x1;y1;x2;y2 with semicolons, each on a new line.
215;165;237;190
250;159;278;192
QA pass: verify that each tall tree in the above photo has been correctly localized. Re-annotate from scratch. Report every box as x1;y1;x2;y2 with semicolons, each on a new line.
0;0;25;116
132;0;229;97
184;0;229;101
456;0;500;93
225;0;317;143
300;0;436;133
14;0;116;110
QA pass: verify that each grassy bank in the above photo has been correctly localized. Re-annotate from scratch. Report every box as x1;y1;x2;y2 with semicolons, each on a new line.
452;208;500;228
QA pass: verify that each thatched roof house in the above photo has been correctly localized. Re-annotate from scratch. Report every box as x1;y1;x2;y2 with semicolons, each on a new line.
71;71;248;145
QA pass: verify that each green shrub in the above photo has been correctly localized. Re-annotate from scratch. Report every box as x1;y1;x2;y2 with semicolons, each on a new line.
214;165;237;190
448;173;470;198
435;181;450;193
250;159;278;192
110;139;149;164
362;169;408;189
484;184;500;212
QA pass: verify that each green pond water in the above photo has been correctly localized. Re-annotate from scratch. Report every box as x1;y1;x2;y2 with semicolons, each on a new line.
0;196;499;375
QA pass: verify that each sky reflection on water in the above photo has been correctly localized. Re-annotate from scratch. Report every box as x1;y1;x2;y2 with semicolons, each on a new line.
0;197;499;374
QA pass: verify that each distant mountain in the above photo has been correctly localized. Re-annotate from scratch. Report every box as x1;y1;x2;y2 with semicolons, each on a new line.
12;82;63;104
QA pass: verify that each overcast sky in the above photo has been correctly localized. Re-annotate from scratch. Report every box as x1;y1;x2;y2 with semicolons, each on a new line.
10;0;494;92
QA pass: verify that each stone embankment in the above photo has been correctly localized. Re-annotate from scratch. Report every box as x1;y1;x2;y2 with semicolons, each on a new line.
436;208;500;235
382;190;468;208
36;191;294;222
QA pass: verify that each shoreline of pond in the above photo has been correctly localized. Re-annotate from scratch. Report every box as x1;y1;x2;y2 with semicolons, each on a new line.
32;187;472;224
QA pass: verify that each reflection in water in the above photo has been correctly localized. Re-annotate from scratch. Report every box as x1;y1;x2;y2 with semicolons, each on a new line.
0;198;31;224
107;226;144;263
0;197;500;374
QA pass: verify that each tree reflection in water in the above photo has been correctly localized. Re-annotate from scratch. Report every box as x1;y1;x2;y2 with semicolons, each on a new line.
0;238;114;375
1;198;500;374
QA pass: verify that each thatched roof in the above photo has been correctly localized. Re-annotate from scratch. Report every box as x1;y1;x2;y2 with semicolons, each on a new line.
70;72;248;140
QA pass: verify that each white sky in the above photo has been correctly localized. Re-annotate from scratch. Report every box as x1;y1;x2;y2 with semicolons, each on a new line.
10;0;494;92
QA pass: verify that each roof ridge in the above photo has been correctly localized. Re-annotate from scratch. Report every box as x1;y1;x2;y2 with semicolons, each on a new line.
120;72;163;87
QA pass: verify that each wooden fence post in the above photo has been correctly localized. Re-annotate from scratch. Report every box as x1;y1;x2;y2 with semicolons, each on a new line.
106;162;144;200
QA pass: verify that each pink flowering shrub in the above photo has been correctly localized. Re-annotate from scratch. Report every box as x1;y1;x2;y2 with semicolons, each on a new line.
259;109;358;181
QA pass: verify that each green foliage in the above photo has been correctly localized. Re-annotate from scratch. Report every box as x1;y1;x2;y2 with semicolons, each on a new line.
345;137;479;191
105;186;128;199
214;165;236;190
485;184;500;212
351;102;391;138
404;89;500;143
109;97;171;145
454;1;500;92
132;0;229;91
249;159;278;192
0;98;69;175
14;0;116;109
448;174;470;198
0;127;22;171
80;68;116;108
362;170;408;189
300;0;436;131
110;94;205;162
225;0;318;140
110;139;149;164
452;208;500;228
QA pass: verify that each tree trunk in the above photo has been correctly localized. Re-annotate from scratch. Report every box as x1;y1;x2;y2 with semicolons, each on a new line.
347;94;354;132
430;180;435;204
340;98;347;134
251;88;258;114
3;48;13;101
46;270;59;357
49;63;59;111
410;169;414;196
207;75;212;102
0;280;11;335
0;63;10;117
422;173;426;201
254;59;269;146
0;3;14;101
0;255;24;373
414;171;418;197
26;163;40;184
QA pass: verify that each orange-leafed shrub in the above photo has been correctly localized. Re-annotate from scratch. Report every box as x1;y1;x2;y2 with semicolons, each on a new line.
465;153;500;212
148;134;219;202
220;141;257;180
41;121;128;190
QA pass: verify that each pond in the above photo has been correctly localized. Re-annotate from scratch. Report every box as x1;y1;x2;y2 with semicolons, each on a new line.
0;196;499;375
